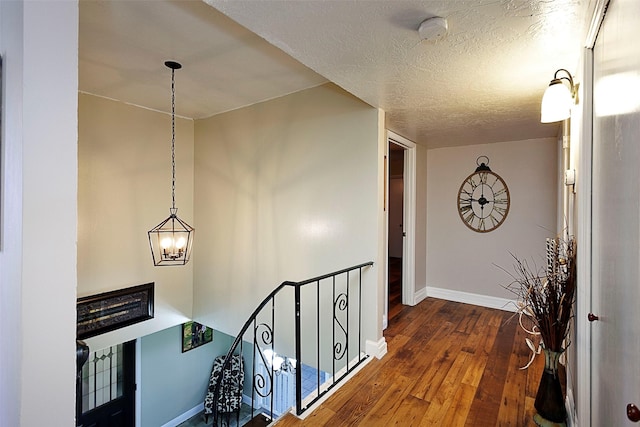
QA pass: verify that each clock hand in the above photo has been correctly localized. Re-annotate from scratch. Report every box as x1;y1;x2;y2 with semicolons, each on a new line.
476;196;489;206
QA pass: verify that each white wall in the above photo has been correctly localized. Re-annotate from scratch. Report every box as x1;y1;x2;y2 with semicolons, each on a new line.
193;83;381;345
0;2;78;425
78;94;195;351
426;138;557;301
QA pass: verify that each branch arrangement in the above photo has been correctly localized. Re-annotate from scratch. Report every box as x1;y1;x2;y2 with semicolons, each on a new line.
502;237;576;366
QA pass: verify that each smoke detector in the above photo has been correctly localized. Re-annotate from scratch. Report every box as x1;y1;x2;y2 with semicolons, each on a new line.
418;16;448;41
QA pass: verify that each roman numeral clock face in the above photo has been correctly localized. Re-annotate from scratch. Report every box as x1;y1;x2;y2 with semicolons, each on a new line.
457;166;510;233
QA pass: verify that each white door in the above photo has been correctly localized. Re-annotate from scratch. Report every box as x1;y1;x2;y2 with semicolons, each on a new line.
591;0;640;424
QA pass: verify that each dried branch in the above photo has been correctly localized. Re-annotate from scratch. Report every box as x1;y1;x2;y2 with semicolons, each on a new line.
501;237;576;355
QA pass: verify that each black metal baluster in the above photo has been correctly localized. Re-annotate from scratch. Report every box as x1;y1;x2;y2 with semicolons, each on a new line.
270;296;275;420
358;267;363;361
316;279;320;397
251;318;256;419
346;271;350;372
295;284;302;415
332;275;336;384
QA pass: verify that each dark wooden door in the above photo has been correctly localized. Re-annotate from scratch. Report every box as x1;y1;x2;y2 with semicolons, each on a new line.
77;340;136;427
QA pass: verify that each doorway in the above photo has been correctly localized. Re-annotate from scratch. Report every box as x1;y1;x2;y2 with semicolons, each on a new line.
77;340;136;427
388;142;405;323
384;131;417;329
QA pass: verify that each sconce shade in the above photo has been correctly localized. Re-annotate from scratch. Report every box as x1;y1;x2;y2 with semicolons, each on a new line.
541;81;572;122
148;208;194;266
541;69;576;123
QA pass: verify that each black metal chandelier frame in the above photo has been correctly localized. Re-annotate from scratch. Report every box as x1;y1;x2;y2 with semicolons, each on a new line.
148;61;194;266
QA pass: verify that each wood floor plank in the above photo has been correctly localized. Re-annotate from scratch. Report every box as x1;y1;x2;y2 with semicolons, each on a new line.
464;312;517;427
460;351;490;388
274;406;336;427
391;394;431;426
274;297;559;427
440;382;477;426
358;374;415;425
410;330;466;402
496;330;529;425
419;350;470;424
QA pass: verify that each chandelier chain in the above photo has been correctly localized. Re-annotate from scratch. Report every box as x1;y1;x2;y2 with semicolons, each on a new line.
171;67;176;211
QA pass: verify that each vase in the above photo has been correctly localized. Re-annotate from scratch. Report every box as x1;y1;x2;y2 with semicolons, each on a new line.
534;348;566;424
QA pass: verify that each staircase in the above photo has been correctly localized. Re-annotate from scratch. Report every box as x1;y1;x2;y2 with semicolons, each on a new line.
210;262;374;426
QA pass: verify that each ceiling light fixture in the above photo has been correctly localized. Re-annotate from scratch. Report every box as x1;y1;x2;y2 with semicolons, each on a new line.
541;69;577;123
148;61;194;266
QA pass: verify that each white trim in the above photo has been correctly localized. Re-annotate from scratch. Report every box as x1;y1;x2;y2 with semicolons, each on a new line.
402;139;416;306
425;286;517;312
575;47;594;427
584;0;609;49
366;337;388;359
160;403;204;427
414;287;428;305
382;138;390;330
386;131;417;308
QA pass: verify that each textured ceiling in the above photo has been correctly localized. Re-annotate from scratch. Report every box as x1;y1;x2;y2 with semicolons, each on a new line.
79;0;326;120
80;0;593;148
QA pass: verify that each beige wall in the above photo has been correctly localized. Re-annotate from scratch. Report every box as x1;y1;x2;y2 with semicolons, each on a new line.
193;83;382;346
426;137;558;301
78;94;195;350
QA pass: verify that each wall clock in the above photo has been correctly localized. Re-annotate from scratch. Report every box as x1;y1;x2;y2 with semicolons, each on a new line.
457;156;510;232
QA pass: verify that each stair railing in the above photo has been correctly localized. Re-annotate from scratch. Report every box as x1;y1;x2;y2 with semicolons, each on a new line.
211;261;374;426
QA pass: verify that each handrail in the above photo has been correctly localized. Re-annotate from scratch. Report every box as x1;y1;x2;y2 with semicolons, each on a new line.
287;261;375;286
211;261;373;426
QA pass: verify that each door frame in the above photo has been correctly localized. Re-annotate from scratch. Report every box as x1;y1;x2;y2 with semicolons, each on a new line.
576;2;608;425
383;131;416;329
575;46;593;427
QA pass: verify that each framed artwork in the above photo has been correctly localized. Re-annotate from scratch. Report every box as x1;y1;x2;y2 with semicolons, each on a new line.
182;321;213;352
77;283;154;340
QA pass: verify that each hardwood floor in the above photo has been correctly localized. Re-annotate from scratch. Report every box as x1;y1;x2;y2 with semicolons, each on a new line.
275;296;546;426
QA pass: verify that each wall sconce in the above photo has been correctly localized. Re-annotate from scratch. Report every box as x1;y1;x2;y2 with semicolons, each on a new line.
541;69;577;123
148;61;194;266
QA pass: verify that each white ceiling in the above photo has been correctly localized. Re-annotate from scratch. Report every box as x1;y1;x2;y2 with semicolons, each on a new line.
79;0;594;148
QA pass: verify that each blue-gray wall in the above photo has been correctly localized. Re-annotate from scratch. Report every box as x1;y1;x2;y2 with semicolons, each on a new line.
140;325;234;427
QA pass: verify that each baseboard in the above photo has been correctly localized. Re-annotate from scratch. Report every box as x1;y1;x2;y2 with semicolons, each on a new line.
425;286;517;312
414;286;428;305
160;402;204;427
366;337;387;359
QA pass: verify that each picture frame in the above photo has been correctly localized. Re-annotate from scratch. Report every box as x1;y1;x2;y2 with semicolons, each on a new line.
182;320;213;352
77;282;154;340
